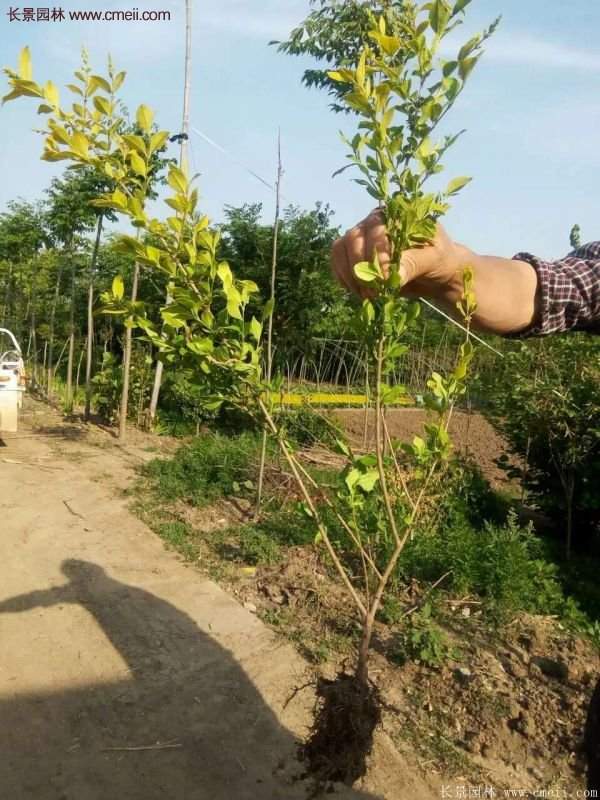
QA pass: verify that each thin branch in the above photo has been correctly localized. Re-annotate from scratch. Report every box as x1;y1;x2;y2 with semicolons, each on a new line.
258;398;367;619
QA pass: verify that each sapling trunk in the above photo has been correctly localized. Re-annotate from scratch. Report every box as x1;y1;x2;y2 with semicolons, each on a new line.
84;214;104;421
65;254;77;411
47;257;64;398
118;261;141;441
148;0;193;424
29;257;38;387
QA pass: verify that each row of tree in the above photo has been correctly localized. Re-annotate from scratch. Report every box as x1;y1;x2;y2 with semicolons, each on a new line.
0;170;356;430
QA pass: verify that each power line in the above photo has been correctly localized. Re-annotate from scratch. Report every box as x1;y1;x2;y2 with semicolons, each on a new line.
190;126;276;194
188;127;504;362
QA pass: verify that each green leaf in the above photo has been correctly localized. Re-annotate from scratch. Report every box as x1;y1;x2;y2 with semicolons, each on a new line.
356;469;380;493
44;80;60;108
369;31;402;56
345;467;361;492
130;151;147;176
167;166;188;194
164;196;188;213
381;384;407;404
225;286;242;320
262;298;275;321
354;261;379;283
18;47;32;81
453;0;472;14
446;175;471;195
112;71;126;92
136;103;154;133
217;262;233;289
111;189;128;210
458;34;481;61
429;0;452;34
249;316;262;342
458;56;478;80
335;439;351;457
69;131;89;159
187;338;214;355
87;75;111;95
162;311;185;328
112;275;124;301
149;130;169;154
121;134;146;155
442;60;458;77
93;95;111;115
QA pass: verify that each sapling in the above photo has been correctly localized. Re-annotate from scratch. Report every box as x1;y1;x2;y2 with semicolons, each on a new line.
2;50;169;432
96;5;490;784
5;0;496;781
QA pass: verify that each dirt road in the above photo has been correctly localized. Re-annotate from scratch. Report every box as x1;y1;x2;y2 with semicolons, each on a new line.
0;400;435;800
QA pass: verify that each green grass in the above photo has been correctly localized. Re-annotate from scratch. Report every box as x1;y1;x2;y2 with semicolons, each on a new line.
157;520;198;561
138;433;600;651
141;431;266;507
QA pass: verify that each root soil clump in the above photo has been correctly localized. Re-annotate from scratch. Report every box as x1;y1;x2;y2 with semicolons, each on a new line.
301;672;382;785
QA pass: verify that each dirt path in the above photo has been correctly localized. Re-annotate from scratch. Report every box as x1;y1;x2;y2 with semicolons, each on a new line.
0;399;437;800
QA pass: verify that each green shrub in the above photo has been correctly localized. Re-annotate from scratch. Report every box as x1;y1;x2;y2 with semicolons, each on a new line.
401;511;566;620
477;336;600;554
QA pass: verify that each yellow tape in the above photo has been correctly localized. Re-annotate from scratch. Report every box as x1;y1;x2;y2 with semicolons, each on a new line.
270;393;413;407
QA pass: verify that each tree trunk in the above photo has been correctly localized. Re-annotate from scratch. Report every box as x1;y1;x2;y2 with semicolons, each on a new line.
29;258;38;387
0;262;12;328
118;262;141;441
84;215;104;420
2;263;13;329
65;253;77;411
148;0;193;424
47;257;64;398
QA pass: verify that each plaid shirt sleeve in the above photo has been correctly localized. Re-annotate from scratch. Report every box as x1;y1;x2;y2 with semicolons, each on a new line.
512;242;600;336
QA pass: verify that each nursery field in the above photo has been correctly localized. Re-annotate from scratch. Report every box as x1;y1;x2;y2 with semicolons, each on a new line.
0;0;599;797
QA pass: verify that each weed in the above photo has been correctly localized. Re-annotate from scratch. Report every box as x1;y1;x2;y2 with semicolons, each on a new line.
279;406;343;449
215;524;281;566
157;521;197;561
390;603;453;669
142;431;264;507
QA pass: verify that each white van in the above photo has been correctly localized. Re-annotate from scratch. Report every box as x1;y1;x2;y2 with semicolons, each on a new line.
0;329;25;433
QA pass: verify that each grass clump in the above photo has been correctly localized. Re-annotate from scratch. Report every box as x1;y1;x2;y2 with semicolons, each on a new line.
142;431;265;507
279;406;343;449
215;508;319;566
390;603;454;669
157;521;197;561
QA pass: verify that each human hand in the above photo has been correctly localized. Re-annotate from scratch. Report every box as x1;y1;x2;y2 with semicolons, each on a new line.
331;209;465;302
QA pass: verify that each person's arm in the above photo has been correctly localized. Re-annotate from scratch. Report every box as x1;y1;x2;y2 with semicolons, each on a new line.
410;244;541;336
332;211;600;337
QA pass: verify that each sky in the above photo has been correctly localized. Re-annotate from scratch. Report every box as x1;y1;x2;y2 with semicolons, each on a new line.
0;0;598;259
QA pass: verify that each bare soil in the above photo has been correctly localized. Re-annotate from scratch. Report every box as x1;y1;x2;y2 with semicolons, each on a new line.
334;406;518;490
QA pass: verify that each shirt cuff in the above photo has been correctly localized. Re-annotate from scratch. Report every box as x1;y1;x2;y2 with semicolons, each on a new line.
510;249;600;337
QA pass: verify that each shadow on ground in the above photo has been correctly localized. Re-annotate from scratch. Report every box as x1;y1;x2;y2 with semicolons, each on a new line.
0;560;379;800
30;424;88;441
